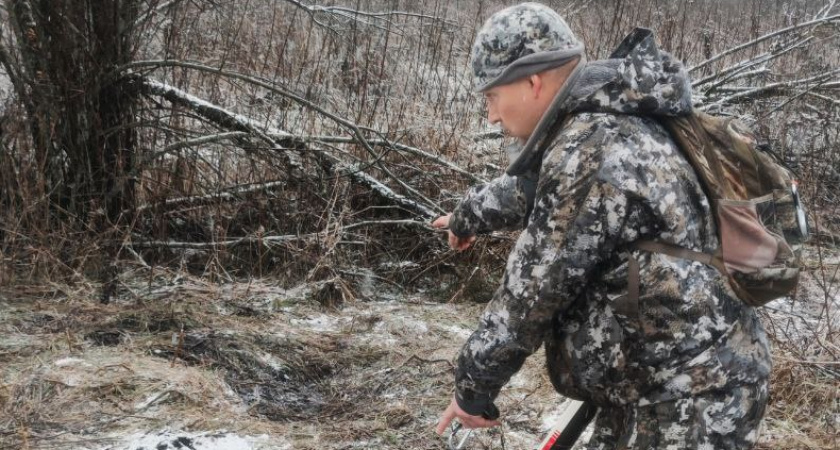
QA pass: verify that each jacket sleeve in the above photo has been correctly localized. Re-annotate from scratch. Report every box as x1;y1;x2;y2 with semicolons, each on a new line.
453;119;635;415
447;171;538;238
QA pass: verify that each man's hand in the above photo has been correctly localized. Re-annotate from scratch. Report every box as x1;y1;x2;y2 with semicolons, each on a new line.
432;214;476;251
435;395;501;435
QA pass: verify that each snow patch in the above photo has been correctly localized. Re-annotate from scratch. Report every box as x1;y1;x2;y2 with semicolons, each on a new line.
441;324;473;338
96;429;279;450
55;357;88;367
290;314;341;332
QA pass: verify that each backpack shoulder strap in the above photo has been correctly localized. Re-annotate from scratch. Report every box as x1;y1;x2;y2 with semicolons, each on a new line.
633;240;727;274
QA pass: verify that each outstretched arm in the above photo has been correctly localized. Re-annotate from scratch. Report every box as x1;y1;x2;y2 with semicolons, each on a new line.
449;172;538;237
432;171;538;250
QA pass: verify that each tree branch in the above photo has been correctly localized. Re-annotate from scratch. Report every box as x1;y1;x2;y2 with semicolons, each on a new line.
699;68;840;109
134;76;440;219
119;60;445;215
692;35;812;90
142;131;250;164
127;218;442;250
279;0;455;34
689;13;840;74
134;179;288;213
291;134;486;184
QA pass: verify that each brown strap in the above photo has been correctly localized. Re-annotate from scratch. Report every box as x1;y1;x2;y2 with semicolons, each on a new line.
633;240;729;276
633;240;710;263
614;241;730;324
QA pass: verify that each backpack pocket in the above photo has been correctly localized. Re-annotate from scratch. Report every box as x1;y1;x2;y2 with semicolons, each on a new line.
718;195;800;306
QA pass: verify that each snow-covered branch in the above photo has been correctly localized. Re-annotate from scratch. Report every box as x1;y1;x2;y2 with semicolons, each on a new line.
133;75;441;219
280;0;455;33
689;13;840;74
120;60;448;215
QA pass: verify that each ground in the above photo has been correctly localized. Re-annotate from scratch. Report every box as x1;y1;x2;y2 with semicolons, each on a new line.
1;247;839;449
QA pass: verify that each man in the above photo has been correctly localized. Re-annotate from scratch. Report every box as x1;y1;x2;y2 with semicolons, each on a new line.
433;3;771;449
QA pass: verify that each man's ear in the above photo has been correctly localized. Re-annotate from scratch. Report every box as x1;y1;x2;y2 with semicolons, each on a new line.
529;73;543;99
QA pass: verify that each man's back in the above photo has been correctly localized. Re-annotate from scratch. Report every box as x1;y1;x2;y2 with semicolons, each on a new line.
535;111;771;406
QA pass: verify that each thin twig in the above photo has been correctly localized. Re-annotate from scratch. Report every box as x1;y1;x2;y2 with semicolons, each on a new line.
689;13;840;74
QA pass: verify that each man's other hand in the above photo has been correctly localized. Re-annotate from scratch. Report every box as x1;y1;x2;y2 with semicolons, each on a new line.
432;214;476;251
435;395;501;435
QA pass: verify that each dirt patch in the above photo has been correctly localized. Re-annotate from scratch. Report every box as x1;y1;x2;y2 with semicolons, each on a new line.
113;311;201;334
146;330;385;421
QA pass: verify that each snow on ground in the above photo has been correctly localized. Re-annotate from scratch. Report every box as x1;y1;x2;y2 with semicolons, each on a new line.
3;257;838;449
94;429;280;450
0;276;573;449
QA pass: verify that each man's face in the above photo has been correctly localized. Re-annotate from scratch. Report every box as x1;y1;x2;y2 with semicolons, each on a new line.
483;77;545;141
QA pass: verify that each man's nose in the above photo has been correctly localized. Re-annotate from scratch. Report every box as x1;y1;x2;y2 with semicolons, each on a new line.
487;107;500;125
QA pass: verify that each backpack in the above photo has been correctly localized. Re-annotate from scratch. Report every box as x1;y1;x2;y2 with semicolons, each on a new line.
633;112;810;307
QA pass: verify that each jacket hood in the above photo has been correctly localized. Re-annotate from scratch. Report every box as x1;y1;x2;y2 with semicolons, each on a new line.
506;28;693;176
567;27;693;116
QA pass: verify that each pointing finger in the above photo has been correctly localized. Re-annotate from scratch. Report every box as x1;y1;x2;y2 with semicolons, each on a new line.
435;404;457;435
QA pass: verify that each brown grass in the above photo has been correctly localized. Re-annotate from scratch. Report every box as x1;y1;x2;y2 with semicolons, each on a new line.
1;1;839;449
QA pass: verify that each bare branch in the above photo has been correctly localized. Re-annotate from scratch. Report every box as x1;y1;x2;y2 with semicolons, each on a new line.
132;0;182;30
127;219;441;250
806;91;840;107
290;134;487;184
134;179;288;213
280;0;455;32
317;152;439;219
143;131;250;163
700;68;840;109
689;14;840;74
129;234;307;250
134;76;440;219
693;35;812;90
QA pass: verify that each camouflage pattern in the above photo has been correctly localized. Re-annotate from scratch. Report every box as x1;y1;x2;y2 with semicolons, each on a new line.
471;3;583;91
565;27;693;117
448;170;537;238
451;26;771;449
585;383;768;449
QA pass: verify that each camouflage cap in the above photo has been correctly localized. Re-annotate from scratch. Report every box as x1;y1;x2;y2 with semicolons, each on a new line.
471;3;584;92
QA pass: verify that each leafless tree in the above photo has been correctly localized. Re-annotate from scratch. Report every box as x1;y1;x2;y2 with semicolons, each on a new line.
1;0;142;227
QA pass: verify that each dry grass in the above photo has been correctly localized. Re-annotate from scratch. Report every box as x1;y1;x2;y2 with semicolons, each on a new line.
0;274;489;449
758;357;839;449
0;263;837;449
1;1;839;449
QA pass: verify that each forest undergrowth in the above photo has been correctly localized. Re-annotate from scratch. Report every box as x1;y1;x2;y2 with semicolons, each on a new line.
1;0;839;448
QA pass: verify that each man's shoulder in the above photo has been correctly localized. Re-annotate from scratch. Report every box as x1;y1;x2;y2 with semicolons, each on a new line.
545;112;676;160
542;111;693;189
556;112;669;141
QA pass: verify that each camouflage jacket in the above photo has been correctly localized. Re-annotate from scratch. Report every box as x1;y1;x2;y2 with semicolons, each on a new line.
451;30;772;416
